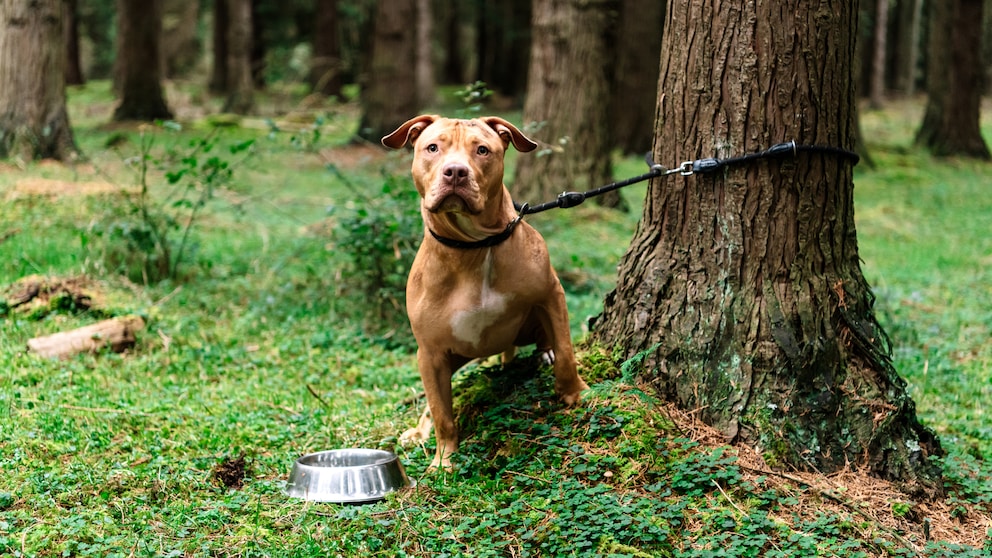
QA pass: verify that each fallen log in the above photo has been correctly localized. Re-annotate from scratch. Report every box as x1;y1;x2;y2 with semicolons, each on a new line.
27;316;146;359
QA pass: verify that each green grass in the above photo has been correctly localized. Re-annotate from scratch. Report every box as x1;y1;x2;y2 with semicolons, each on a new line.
1;88;991;556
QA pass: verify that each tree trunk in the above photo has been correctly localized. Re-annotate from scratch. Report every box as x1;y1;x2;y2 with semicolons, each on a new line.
610;0;664;155
415;0;435;107
0;0;78;161
113;0;173;121
915;0;991;158
891;0;924;95
64;0;84;85
513;0;619;207
250;0;265;88
223;0;254;114
869;0;888;107
161;0;201;78
210;0;229;93
310;0;342;97
476;0;531;102
355;0;419;142
593;0;942;498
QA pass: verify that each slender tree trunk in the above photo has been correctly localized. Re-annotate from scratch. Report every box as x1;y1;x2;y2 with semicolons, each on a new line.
223;0;254;114
594;0;942;498
210;0;229;94
113;0;173;121
355;0;418;142
892;0;924;95
250;0;265;88
0;0;78;161
513;0;619;207
310;0;342;97
64;0;84;86
610;0;664;154
869;0;888;107
415;0;435;107
161;0;201;78
915;0;990;158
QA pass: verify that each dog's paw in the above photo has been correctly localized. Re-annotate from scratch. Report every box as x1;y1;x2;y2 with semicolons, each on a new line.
557;379;590;406
399;407;433;446
539;349;556;366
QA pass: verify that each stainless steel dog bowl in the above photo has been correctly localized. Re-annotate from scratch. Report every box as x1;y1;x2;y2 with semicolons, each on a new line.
286;449;412;503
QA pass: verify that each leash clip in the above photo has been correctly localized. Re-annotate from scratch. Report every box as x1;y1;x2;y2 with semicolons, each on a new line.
678;161;695;176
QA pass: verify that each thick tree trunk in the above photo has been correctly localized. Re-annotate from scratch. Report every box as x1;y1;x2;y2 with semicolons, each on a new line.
355;0;418;142
0;0;77;161
513;0;618;207
64;0;84;86
113;0;173;121
594;0;942;498
310;0;342;97
915;0;990;159
210;0;229;94
610;0;664;155
223;0;254;114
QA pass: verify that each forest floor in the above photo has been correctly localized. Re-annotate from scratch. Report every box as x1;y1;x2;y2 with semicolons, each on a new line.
0;84;990;556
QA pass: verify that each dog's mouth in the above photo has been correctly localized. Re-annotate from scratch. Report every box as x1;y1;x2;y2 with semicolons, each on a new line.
427;193;479;215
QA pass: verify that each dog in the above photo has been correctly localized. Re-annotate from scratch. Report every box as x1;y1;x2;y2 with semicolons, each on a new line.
381;115;589;469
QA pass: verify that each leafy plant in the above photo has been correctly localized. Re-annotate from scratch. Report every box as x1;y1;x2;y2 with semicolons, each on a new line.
86;123;255;282
326;165;421;339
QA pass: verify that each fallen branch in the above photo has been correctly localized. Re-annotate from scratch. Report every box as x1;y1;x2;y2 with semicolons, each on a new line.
27;315;146;359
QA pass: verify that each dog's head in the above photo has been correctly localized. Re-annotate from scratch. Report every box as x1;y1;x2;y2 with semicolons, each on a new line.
382;116;537;216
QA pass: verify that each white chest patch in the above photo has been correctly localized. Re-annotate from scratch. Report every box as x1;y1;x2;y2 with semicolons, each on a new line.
450;251;509;349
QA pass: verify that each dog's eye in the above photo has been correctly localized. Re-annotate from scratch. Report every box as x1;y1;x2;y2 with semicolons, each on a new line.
477;145;489;156
427;144;438;153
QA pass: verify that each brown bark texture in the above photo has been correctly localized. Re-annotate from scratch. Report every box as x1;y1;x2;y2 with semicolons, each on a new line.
610;0;664;155
223;0;254;114
210;0;229;93
513;0;618;206
113;0;173;121
593;0;942;498
915;0;991;159
63;0;84;85
310;0;342;97
0;0;77;160
355;0;418;142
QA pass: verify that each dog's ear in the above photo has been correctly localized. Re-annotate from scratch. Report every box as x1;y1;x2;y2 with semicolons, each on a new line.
381;115;439;149
482;117;538;153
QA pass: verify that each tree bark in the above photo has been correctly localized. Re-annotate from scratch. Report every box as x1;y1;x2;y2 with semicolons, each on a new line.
475;0;531;102
355;0;419;142
113;0;173;121
513;0;619;207
415;0;435;107
869;0;888;107
161;0;201;78
0;0;78;161
610;0;664;155
63;0;84;85
210;0;229;94
223;0;254;114
593;0;942;498
915;0;991;158
310;0;342;97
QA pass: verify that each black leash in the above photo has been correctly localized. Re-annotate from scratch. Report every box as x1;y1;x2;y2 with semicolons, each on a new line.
515;140;860;216
436;140;859;249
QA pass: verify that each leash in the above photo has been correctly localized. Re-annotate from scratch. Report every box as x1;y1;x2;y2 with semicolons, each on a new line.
434;140;859;249
514;140;860;216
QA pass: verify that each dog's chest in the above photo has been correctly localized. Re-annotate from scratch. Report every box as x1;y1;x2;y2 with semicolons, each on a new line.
448;251;516;349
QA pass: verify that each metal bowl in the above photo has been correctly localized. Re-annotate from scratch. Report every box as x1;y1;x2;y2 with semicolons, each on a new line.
286;449;412;504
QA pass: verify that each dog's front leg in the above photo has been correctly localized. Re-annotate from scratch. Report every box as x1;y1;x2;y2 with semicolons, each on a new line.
543;286;589;405
417;349;460;470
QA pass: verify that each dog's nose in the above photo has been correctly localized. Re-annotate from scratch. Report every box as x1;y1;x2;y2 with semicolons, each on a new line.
441;163;470;184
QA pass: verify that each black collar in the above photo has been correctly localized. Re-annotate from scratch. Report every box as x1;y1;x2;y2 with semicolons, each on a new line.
428;215;523;250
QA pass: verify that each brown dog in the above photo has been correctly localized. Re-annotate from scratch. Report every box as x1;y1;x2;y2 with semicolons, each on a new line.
382;115;589;469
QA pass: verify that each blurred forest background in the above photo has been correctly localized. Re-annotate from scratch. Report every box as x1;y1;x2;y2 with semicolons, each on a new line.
8;0;992;160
